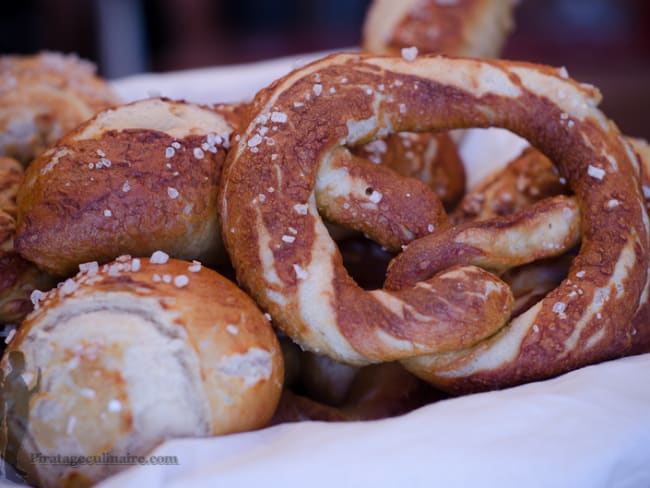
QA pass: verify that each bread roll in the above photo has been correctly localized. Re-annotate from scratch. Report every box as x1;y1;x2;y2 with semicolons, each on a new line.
15;97;237;277
1;156;54;324
1;255;283;487
0;52;120;165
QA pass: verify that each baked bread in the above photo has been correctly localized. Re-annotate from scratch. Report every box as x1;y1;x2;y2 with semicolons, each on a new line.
0;52;120;165
0;156;54;324
15;97;237;277
1;255;283;487
363;0;518;58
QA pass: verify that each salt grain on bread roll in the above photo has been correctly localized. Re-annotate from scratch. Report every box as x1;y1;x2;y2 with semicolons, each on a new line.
0;52;121;165
1;255;283;488
15;97;236;277
363;0;518;58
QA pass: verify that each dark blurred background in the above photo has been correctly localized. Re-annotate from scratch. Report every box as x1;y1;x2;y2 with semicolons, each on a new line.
1;0;648;138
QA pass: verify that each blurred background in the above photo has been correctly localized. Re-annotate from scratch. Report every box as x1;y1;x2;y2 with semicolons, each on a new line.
1;0;648;138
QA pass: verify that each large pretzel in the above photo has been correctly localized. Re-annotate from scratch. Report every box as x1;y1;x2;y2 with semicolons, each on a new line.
220;53;649;377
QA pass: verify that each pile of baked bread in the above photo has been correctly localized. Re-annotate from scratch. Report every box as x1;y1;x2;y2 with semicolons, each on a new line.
1;1;649;486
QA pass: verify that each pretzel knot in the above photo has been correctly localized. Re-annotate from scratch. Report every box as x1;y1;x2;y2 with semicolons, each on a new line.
220;54;649;383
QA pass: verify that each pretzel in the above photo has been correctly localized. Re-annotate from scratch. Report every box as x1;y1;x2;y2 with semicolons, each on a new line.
353;131;465;208
386;195;581;289
0;52;120;165
219;53;648;385
363;0;518;58
452;146;569;223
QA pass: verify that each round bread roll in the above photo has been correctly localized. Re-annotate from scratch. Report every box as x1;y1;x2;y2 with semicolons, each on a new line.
15;97;237;277
0;52;120;165
363;0;518;58
1;254;283;487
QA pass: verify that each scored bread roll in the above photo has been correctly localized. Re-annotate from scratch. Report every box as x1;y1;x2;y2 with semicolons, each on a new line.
363;0;518;58
15;97;237;277
1;255;283;488
0;52;121;165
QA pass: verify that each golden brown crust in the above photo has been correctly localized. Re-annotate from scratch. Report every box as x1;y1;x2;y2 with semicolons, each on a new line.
15;98;235;277
452;146;569;223
219;53;648;392
354;132;465;208
0;52;121;165
386;195;581;289
2;256;283;486
363;0;518;58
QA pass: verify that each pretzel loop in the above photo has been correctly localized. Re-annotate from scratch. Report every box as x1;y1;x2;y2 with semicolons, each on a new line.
220;54;648;382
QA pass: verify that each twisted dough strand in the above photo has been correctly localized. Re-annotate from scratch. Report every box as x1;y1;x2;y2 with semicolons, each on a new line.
220;54;648;385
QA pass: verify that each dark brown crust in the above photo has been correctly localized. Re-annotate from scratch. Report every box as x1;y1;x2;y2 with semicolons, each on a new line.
219;53;648;390
15;98;233;277
316;147;450;251
354;132;465;208
363;0;517;58
385;195;581;289
452;146;569;223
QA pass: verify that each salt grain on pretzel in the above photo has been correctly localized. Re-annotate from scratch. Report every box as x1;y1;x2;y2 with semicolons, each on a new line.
220;53;648;387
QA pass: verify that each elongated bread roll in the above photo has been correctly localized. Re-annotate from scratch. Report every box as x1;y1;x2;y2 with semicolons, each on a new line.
1;255;283;488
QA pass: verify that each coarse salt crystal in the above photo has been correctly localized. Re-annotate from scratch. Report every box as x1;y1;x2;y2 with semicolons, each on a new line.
248;134;263;148
313;84;323;96
107;399;122;412
4;328;16;344
271;111;287;123
401;46;419;61
104;209;112;217
368;190;383;203
293;264;309;280
150;250;169;264
162;274;172;284
294;203;309;215
588;165;605;180
575;270;586;278
226;325;239;335
174;275;189;288
79;261;99;274
131;258;141;272
167;187;179;199
282;235;296;243
193;148;205;159
427;224;435;233
165;147;175;158
122;181;131;193
171;141;181;149
188;261;202;273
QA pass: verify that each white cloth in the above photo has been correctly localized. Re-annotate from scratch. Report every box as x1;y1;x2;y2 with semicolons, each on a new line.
97;353;650;488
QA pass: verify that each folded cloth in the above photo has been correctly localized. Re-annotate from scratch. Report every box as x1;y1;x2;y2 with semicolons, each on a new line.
95;353;650;488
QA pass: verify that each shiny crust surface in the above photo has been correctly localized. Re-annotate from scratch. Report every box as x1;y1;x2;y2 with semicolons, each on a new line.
220;53;648;391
